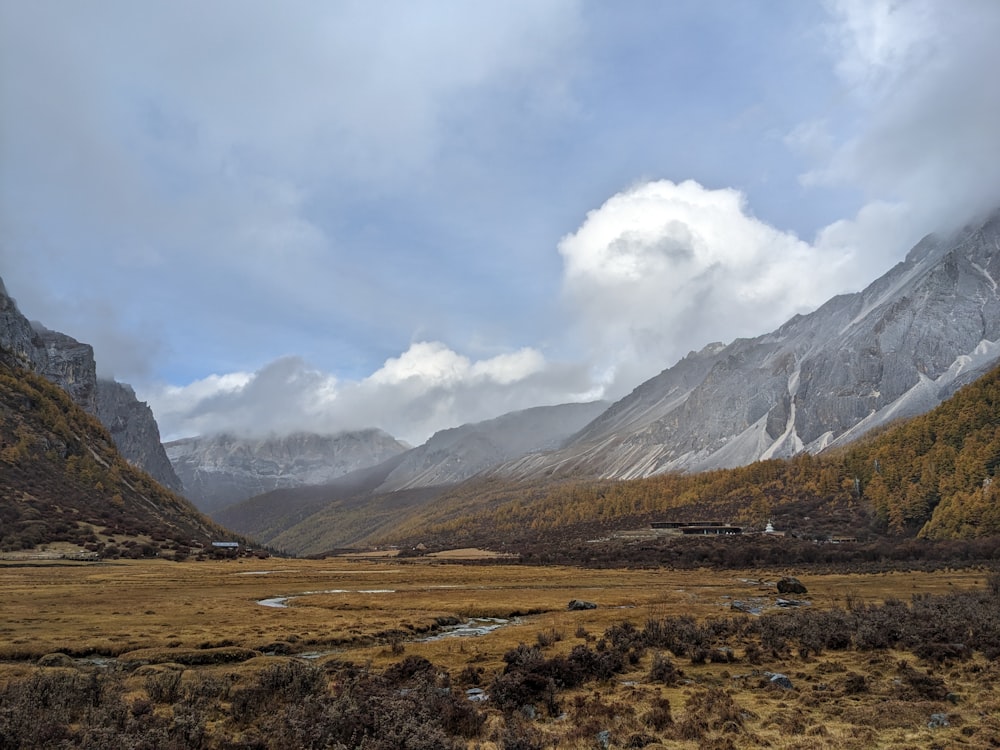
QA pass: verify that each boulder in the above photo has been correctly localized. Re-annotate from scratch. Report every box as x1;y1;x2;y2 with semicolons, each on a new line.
776;577;807;595
768;673;794;690
568;599;598;611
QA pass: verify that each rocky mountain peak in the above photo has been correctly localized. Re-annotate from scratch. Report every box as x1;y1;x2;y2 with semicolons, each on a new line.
498;208;1000;481
0;275;183;492
32;324;99;416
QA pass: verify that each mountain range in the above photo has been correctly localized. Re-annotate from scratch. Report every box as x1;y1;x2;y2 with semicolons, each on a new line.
212;400;608;544
166;430;410;515
6;208;1000;556
214;208;1000;553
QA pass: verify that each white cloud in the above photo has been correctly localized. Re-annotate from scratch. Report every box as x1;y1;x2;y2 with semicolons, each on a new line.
369;342;545;387
813;0;1000;230
10;1;1000;451
558;179;862;394
143;342;585;445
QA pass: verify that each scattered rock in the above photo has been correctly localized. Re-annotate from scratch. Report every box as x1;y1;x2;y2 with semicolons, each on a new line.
568;599;598;610
768;673;794;690
465;688;488;702
775;598;808;607
730;599;764;615
928;713;950;729
777;577;807;595
596;729;611;749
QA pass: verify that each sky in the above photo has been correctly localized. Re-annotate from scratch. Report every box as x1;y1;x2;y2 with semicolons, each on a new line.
2;1;1000;446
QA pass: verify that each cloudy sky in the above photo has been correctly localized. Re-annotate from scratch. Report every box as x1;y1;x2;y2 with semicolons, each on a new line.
2;1;999;445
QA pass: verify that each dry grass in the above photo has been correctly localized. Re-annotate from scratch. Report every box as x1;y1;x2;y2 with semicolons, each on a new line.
1;557;997;748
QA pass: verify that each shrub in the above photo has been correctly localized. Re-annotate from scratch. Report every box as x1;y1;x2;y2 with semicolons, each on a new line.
648;652;680;685
145;670;182;703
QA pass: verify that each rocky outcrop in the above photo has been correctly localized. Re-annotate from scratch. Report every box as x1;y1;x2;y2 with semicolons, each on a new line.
0;277;45;370
166;430;410;514
96;380;184;493
499;209;1000;480
34;327;98;416
0;275;181;491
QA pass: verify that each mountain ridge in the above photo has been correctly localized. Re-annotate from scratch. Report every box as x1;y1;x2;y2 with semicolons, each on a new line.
0;276;183;492
166;429;410;515
495;210;1000;482
0;361;241;556
211;400;609;545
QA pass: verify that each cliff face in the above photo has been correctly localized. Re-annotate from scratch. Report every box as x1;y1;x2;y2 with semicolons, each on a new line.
0;276;183;493
34;327;99;416
96;380;184;493
0;277;46;370
0;361;237;553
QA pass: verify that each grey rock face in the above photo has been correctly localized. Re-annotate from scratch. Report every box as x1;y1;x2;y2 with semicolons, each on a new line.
96;380;184;492
166;430;409;514
0;275;180;490
500;209;1000;480
34;327;99;416
0;277;46;370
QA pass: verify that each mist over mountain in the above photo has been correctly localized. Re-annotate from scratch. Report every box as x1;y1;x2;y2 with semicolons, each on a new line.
498;209;1000;482
165;430;409;515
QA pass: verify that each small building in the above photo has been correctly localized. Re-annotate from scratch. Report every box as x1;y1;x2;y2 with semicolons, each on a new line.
652;521;742;535
679;525;743;535
211;541;239;549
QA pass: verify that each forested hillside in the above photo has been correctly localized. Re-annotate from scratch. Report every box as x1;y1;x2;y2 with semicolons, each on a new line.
363;363;1000;551
846;363;1000;538
0;363;246;556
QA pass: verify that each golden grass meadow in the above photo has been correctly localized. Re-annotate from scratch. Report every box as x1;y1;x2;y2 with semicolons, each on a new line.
2;555;1000;748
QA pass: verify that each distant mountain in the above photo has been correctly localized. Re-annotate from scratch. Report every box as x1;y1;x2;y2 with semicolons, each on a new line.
0;361;238;555
166;430;409;515
375;401;609;492
214;452;412;543
500;209;1000;481
0;276;183;492
216;401;609;553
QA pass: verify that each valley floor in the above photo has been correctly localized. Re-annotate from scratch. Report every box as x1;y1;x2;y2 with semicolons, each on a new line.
1;557;998;748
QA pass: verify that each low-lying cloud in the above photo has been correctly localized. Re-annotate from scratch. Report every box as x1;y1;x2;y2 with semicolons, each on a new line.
146;343;596;446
